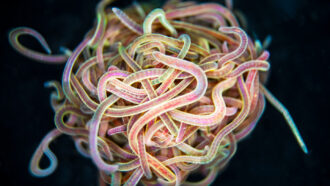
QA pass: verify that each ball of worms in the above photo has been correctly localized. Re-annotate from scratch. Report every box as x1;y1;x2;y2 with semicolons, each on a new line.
9;0;308;185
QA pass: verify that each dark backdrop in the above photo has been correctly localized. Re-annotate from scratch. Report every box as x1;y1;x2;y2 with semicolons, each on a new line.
1;0;329;185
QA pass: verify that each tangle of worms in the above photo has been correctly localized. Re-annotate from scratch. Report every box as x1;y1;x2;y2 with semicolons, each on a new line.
9;0;308;185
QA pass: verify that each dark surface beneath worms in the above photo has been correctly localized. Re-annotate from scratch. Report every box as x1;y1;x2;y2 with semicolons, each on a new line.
0;0;329;185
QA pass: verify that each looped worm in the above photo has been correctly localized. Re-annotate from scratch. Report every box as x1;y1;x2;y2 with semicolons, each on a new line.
9;27;67;63
143;8;178;37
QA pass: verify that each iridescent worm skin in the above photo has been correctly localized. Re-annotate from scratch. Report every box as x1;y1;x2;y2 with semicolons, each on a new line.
163;75;250;165
8;27;68;63
9;0;309;185
218;26;248;66
260;85;308;153
165;3;239;26
152;33;191;85
29;129;61;177
143;8;178;37
112;7;144;35
168;78;236;126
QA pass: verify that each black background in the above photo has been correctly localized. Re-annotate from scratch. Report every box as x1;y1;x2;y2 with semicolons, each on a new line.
1;0;329;185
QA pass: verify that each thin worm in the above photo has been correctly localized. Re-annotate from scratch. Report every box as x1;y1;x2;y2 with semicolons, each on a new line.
89;0;113;46
197;12;227;27
143;8;178;37
260;85;308;154
44;81;65;101
168;78;236;126
112;7;143;35
62;37;90;106
96;26;115;72
171;21;237;46
218;26;248;65
166;3;239;26
133;1;146;18
74;137;90;158
9;27;67;63
224;60;270;78
29;129;61;177
45;81;65;111
88;95;119;172
54;105;88;136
